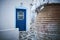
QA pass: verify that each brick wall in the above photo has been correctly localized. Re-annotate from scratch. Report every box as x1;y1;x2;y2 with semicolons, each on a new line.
35;4;60;40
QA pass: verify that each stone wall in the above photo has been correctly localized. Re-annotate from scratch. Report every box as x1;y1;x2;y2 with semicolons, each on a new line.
35;4;60;40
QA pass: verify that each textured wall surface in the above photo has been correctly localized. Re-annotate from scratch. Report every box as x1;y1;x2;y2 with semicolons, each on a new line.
35;4;60;40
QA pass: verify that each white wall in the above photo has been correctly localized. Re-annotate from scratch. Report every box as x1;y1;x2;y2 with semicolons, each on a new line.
0;0;32;31
0;0;32;40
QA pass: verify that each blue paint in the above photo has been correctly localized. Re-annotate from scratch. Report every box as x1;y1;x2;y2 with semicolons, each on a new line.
16;9;26;31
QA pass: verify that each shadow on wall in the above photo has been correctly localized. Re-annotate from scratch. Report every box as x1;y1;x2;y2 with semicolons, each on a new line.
0;28;19;40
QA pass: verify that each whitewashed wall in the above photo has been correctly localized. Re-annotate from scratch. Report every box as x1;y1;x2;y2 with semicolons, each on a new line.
0;0;32;40
0;0;32;31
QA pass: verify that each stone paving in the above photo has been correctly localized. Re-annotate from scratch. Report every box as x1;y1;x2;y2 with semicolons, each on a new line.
19;31;37;40
19;24;37;40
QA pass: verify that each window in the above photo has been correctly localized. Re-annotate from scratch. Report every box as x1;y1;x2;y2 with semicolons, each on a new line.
43;0;45;2
17;11;24;20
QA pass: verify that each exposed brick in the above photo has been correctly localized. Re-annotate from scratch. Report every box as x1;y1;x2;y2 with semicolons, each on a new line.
35;4;60;40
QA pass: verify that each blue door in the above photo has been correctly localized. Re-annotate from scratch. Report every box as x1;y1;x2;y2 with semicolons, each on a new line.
16;9;26;31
